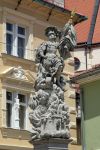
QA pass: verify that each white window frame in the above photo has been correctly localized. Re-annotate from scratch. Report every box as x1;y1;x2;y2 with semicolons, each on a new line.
6;23;14;55
6;22;26;58
18;93;28;129
6;90;28;130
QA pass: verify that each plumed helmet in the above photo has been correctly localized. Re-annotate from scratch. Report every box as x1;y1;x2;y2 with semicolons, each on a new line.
45;26;59;37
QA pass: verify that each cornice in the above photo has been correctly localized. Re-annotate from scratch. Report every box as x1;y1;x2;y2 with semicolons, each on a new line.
75;72;100;85
1;53;36;71
1;6;53;27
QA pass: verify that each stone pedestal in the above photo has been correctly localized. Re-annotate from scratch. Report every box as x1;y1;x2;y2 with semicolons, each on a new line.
33;138;70;150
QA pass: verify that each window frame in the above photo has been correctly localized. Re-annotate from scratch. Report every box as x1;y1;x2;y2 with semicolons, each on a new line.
6;23;14;55
6;22;26;58
6;90;28;130
6;91;13;127
18;93;28;129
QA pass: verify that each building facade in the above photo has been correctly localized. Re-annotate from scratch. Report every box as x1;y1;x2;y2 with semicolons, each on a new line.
68;1;100;148
0;0;86;150
74;65;100;150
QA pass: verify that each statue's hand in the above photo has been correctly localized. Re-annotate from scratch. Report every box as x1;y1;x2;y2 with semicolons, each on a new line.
43;55;47;59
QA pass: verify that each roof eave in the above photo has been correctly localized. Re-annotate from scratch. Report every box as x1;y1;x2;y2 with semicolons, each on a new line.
32;0;87;25
72;67;100;85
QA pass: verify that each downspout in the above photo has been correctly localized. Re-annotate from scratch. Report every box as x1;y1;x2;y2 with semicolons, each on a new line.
85;46;88;70
86;0;100;69
87;0;100;45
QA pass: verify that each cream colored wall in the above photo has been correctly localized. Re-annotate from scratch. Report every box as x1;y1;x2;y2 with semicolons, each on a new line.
0;0;80;150
0;81;2;127
74;47;100;71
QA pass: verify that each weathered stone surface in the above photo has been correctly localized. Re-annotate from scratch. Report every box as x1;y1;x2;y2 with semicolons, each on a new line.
32;138;70;150
29;19;77;145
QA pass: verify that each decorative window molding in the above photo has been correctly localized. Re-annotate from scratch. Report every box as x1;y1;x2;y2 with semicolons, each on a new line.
2;7;33;60
12;66;26;79
0;67;35;129
1;7;52;60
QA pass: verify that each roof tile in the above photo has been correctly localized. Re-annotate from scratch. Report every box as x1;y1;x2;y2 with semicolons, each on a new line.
64;0;100;43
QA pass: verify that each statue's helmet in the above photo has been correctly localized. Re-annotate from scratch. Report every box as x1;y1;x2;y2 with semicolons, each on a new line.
45;26;59;37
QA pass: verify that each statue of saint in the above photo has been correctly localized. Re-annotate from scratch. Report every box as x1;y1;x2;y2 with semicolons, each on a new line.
58;18;77;58
29;14;77;141
35;27;65;90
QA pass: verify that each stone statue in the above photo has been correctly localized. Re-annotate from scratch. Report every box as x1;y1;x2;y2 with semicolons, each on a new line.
29;18;77;142
35;27;65;90
58;18;77;58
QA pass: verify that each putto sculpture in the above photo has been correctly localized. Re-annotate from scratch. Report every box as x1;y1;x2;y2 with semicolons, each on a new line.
29;15;77;142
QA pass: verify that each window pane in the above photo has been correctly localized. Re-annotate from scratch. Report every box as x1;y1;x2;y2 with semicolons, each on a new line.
18;26;25;35
18;94;25;103
6;91;12;101
6;103;12;127
19;105;26;129
6;23;13;31
6;33;13;55
17;37;25;58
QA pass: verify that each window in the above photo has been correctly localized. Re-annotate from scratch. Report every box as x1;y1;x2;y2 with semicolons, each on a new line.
6;23;26;58
6;91;13;127
44;0;64;8
6;91;28;129
18;94;26;129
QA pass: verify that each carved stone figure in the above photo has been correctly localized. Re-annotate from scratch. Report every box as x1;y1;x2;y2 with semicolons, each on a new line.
58;19;77;58
29;19;77;142
29;89;49;139
13;66;26;79
35;27;65;90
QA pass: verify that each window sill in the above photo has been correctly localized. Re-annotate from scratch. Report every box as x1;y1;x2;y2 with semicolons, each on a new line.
1;53;36;71
1;127;31;140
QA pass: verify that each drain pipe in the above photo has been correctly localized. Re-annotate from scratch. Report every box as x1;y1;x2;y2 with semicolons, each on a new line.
86;0;100;70
87;0;100;45
85;46;88;70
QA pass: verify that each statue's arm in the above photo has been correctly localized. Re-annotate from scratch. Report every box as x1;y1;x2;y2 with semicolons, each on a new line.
37;42;47;58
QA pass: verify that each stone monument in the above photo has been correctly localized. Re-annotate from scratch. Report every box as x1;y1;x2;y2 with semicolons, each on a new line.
29;13;77;150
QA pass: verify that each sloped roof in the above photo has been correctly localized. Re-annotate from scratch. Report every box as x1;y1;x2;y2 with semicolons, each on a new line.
72;64;100;82
92;6;100;43
65;0;100;44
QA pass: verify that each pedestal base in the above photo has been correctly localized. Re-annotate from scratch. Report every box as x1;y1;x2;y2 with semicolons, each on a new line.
33;138;70;150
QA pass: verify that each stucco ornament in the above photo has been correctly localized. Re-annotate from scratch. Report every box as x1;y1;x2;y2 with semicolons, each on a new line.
29;20;76;142
13;66;26;79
